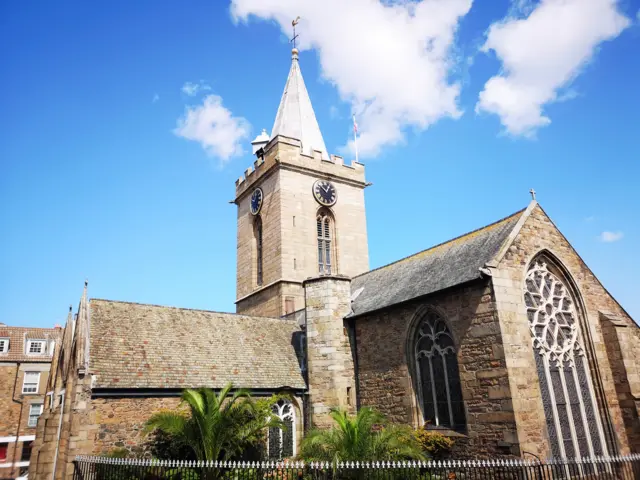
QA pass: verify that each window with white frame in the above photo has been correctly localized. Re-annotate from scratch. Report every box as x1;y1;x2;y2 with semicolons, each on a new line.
26;339;45;355
0;338;8;353
414;310;466;431
28;403;43;427
22;372;40;394
524;256;608;460
268;400;295;460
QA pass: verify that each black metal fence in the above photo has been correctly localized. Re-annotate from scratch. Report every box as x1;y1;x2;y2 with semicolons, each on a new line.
74;454;640;479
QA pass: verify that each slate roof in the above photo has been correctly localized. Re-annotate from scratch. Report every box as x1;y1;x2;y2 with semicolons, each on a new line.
89;299;306;390
350;209;525;317
0;324;62;362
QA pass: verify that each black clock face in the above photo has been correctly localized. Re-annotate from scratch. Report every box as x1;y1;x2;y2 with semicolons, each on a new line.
313;180;337;206
250;188;263;215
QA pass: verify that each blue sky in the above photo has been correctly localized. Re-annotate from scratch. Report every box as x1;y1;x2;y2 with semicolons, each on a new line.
1;0;639;327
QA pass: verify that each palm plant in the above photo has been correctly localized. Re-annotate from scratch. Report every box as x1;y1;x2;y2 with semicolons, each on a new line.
300;407;426;465
145;383;283;463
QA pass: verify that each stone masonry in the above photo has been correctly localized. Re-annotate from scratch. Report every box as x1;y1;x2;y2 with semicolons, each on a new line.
489;203;639;458
304;276;356;428
354;280;519;457
236;137;369;317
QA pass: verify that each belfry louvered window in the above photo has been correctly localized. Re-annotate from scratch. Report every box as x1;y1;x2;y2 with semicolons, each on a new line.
415;311;466;431
317;211;333;274
524;257;608;460
255;216;263;286
268;400;295;460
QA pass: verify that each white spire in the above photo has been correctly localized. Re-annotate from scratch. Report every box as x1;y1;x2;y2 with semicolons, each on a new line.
271;49;329;160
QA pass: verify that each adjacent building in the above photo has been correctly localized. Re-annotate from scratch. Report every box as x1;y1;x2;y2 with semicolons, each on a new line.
0;323;61;479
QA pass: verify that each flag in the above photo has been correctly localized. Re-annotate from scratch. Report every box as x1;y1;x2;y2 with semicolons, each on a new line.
352;114;358;134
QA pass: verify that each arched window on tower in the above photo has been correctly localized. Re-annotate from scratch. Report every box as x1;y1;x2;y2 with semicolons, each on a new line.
268;400;295;460
414;310;466;431
317;210;334;274
255;216;263;286
524;255;608;460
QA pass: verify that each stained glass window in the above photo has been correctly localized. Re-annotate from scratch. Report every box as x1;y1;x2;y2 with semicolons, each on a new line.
255;216;263;286
267;400;295;460
317;210;334;274
525;257;608;459
415;311;466;431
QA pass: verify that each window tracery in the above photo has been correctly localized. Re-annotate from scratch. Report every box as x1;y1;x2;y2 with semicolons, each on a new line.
415;311;466;431
317;210;334;274
524;257;607;459
268;400;295;460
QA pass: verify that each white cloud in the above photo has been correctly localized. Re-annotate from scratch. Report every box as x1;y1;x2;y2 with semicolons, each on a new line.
174;94;250;162
152;93;160;103
584;215;595;223
231;0;472;158
182;81;212;97
599;231;624;242
477;0;630;137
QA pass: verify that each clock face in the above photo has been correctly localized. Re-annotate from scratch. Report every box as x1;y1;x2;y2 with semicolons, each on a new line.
250;188;263;215
313;180;337;206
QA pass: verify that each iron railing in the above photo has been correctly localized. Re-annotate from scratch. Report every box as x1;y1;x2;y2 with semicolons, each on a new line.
74;454;640;479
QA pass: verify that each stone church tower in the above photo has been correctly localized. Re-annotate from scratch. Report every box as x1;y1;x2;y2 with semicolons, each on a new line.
234;48;369;317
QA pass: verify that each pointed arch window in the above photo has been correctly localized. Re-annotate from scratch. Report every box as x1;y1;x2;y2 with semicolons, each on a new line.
317;210;334;274
524;256;608;459
415;311;466;431
255;216;263;286
268;400;295;460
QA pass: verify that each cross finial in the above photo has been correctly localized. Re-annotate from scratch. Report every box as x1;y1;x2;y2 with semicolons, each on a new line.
291;16;300;50
529;188;536;201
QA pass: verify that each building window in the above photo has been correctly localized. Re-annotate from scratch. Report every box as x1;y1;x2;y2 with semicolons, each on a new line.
22;372;40;394
27;339;45;355
20;441;33;462
28;403;43;427
317;210;334;274
415;310;466;431
0;443;7;462
255;216;263;286
268;400;295;460
524;256;608;459
0;338;8;353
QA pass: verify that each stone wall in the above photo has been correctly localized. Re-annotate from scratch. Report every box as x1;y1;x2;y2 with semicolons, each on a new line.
491;203;637;457
354;279;519;457
236;138;369;318
600;313;640;452
304;276;356;428
92;397;181;455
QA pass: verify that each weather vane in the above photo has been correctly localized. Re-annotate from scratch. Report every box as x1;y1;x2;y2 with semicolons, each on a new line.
291;16;300;49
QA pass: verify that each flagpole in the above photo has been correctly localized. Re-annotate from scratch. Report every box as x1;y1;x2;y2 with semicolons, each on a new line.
353;114;359;163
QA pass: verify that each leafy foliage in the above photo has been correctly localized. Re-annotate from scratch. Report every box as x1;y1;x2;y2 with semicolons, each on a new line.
300;407;426;465
144;384;284;463
413;426;454;459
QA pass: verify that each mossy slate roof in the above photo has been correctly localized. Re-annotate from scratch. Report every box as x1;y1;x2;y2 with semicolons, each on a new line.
89;299;306;390
350;209;525;317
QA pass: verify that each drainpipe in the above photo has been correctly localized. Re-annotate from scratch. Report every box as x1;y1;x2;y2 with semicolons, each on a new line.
51;389;65;480
11;362;24;478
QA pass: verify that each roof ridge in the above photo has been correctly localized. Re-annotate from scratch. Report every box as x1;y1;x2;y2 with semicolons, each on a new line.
1;325;60;331
89;298;294;323
353;206;527;280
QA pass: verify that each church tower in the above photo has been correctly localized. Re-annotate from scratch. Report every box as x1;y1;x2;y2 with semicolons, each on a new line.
234;48;369;317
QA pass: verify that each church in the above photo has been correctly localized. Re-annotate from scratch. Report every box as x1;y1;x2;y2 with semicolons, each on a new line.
29;47;640;479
